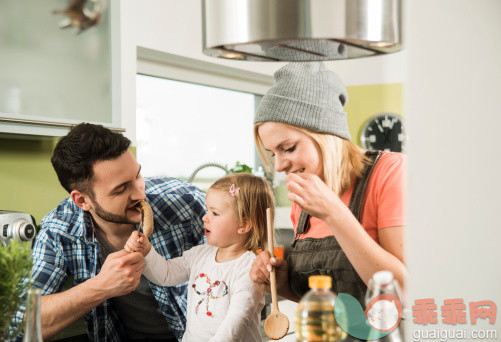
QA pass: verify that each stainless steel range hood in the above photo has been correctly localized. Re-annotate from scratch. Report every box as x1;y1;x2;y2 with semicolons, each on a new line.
202;0;402;61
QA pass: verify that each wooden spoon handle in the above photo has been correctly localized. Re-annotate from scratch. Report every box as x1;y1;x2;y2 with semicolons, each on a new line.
266;208;279;312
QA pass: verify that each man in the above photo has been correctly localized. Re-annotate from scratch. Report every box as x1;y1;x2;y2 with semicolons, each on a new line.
14;123;205;341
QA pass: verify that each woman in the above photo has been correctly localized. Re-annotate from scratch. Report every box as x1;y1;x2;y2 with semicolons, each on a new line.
249;62;406;305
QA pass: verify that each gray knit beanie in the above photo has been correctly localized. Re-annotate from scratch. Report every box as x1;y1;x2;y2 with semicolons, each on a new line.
254;62;351;140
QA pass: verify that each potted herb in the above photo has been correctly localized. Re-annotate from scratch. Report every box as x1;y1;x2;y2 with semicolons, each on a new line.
0;240;32;340
228;161;253;174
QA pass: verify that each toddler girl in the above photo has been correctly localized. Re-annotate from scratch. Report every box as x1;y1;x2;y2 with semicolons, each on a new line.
125;173;275;341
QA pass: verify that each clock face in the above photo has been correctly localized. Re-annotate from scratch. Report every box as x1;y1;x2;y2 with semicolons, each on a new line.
361;113;406;152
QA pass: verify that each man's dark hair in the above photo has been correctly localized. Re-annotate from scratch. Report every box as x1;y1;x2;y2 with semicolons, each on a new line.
51;123;131;194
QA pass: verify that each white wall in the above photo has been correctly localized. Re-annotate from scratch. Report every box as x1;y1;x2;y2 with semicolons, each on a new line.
120;0;406;143
406;0;501;337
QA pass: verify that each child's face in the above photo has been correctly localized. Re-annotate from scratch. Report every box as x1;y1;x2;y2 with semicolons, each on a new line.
202;189;242;248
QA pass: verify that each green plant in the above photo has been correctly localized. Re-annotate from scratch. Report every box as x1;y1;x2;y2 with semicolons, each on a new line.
228;161;253;174
0;240;33;340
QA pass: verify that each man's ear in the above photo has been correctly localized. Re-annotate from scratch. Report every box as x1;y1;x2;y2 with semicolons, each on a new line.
238;219;252;235
70;190;92;211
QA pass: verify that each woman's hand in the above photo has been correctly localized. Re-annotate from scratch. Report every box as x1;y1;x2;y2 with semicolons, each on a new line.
286;172;343;222
249;251;291;297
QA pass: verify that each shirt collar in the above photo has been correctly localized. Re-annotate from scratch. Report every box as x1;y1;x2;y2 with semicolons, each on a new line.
81;210;96;243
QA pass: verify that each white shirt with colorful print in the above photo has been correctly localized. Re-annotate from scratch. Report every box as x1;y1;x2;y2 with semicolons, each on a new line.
143;244;264;341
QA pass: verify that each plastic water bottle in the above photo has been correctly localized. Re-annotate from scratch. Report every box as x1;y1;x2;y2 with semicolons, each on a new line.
294;275;347;341
23;288;43;342
364;271;404;342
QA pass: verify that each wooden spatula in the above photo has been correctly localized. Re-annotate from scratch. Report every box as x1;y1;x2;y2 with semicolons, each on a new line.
264;208;290;340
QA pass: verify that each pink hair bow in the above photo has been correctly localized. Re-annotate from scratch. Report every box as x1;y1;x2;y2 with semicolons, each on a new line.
229;184;240;197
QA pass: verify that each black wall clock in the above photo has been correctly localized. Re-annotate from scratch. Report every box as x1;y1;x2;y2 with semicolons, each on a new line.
360;113;406;152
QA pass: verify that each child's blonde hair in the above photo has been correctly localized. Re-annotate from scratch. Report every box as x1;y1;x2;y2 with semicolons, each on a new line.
254;122;369;196
209;173;275;253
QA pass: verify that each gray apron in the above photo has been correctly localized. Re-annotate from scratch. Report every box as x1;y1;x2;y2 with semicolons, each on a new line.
287;151;382;306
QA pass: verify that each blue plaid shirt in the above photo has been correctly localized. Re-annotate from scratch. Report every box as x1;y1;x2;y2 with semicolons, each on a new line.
13;177;206;341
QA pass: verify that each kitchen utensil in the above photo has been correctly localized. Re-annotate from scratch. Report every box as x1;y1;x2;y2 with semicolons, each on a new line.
0;210;36;245
202;0;402;61
264;208;289;340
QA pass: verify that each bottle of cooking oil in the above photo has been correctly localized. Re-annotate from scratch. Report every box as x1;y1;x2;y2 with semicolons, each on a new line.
294;275;346;341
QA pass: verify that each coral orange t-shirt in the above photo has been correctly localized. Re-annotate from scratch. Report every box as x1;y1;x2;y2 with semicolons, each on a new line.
291;152;406;244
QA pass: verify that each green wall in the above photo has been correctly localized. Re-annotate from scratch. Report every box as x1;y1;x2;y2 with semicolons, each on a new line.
346;83;404;146
0;83;402;224
0;137;67;224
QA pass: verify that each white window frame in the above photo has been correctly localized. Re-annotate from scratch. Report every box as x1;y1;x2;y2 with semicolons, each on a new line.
137;46;273;96
136;46;272;179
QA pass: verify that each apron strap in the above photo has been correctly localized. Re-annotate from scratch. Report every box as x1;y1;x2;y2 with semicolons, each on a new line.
296;209;311;235
295;151;382;235
348;151;382;222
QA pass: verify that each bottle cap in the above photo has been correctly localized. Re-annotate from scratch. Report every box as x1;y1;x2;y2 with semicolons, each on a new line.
373;270;394;285
309;275;332;289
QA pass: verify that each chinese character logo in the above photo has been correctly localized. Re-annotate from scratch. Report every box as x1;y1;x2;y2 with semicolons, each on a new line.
412;298;497;326
413;298;438;324
470;301;497;324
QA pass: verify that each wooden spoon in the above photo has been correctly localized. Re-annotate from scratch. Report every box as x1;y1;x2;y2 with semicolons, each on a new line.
264;208;290;340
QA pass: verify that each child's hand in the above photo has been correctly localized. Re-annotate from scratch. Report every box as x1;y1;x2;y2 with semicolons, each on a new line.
124;230;152;257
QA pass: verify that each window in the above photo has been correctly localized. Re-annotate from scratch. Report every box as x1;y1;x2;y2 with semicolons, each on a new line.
136;74;258;190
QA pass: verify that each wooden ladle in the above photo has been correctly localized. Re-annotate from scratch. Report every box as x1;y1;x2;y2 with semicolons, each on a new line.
264;208;290;340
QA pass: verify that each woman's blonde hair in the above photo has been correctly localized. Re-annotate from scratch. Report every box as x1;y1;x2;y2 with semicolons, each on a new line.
209;173;275;253
254;122;369;196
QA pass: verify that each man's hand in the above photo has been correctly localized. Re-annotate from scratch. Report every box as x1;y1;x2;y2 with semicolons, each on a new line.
92;249;144;298
40;250;143;339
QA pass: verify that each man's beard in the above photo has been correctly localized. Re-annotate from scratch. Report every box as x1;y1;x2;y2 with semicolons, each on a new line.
93;199;137;225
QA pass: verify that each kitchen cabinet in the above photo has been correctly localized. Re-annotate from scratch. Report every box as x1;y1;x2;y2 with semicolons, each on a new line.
0;0;123;137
